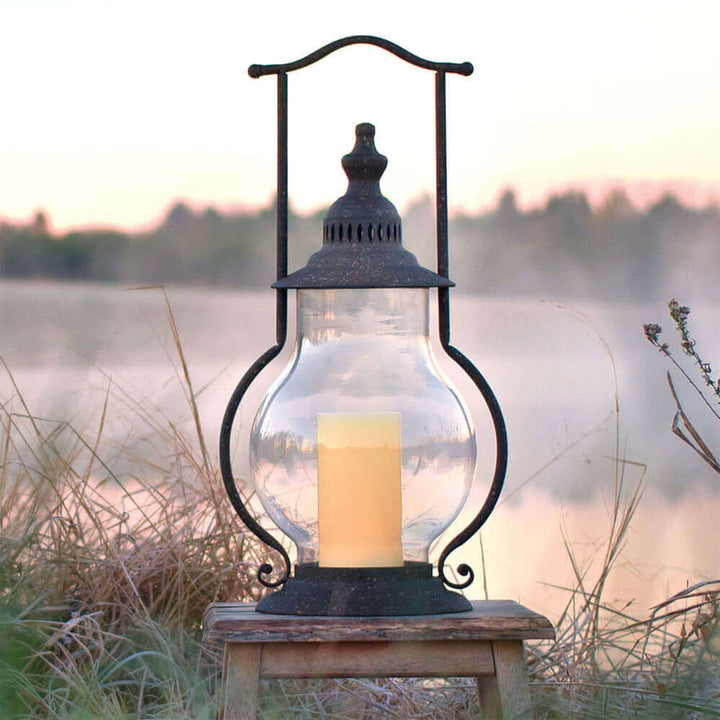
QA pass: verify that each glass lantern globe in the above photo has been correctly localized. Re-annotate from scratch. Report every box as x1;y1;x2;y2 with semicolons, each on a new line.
249;285;476;568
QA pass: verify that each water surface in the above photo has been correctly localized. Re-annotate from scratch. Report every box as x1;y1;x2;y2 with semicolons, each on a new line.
2;278;718;615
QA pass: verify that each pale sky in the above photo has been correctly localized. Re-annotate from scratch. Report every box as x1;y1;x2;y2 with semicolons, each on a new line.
2;0;720;231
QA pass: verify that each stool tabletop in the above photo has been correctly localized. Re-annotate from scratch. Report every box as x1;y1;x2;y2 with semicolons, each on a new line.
203;600;554;645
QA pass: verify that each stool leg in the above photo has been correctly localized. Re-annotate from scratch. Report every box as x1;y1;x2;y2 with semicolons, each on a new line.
221;643;261;720
476;640;532;719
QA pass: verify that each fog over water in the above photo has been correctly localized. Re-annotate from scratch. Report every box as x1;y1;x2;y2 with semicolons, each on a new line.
1;279;718;613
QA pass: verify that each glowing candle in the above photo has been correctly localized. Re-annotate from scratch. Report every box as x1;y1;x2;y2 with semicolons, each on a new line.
317;412;403;567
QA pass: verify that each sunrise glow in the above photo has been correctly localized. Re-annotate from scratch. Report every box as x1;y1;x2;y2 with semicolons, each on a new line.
2;0;719;231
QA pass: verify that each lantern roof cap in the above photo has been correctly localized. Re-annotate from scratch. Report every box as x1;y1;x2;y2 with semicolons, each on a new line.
273;123;453;289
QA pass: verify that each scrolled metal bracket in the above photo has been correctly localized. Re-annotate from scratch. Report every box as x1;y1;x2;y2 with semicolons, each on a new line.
435;304;509;589
219;340;292;588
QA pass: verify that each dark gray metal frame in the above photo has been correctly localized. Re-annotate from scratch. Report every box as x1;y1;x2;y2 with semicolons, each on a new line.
219;36;507;599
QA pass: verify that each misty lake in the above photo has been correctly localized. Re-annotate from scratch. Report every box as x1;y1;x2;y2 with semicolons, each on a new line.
1;278;718;617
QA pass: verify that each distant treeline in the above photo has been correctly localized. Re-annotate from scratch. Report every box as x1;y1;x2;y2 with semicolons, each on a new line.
2;188;718;299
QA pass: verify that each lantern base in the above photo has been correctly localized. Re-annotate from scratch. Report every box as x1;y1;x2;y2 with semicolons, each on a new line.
256;562;472;616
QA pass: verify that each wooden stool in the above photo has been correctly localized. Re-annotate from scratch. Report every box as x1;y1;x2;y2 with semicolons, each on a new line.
203;600;554;719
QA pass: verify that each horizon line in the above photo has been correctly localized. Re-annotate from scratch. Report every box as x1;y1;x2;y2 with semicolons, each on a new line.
3;177;719;236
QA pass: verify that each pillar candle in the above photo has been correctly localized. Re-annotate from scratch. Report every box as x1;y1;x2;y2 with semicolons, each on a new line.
317;412;403;567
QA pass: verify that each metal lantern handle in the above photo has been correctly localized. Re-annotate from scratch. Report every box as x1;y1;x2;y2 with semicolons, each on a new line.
219;36;507;591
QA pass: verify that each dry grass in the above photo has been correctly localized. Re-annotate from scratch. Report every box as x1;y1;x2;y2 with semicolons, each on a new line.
527;475;720;718
0;291;268;718
1;293;719;719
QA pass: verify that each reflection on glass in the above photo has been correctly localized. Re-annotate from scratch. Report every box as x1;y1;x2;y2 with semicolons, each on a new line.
249;288;476;566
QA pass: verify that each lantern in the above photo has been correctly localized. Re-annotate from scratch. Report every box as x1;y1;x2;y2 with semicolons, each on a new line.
219;37;507;616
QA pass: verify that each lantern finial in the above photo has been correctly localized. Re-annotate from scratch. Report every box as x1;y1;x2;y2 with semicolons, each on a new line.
340;122;387;184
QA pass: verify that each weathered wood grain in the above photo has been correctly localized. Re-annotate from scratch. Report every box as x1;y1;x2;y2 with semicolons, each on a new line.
209;601;553;719
221;644;260;720
258;639;495;678
203;600;554;645
477;640;533;719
